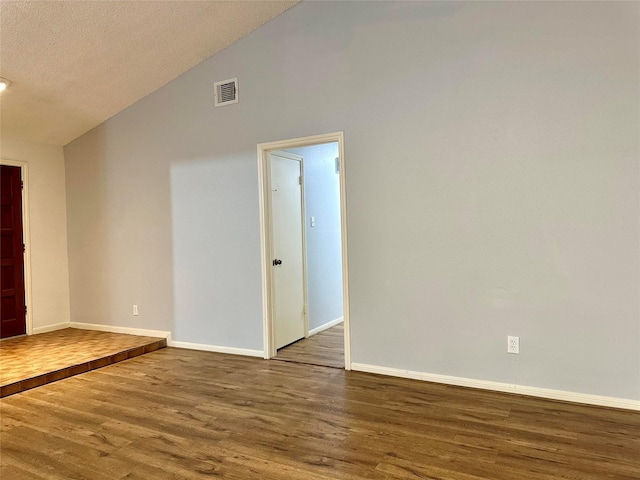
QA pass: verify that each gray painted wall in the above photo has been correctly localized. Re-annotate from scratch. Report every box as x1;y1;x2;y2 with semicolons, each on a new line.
287;143;343;331
64;1;639;400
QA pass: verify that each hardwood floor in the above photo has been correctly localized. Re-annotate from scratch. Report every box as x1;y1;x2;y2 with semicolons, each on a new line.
0;328;166;397
275;323;344;368
1;347;638;479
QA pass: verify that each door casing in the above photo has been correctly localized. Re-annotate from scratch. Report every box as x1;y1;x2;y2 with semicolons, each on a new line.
0;159;33;337
257;132;351;369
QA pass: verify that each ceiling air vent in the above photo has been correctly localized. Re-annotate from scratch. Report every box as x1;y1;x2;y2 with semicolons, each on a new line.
214;78;238;107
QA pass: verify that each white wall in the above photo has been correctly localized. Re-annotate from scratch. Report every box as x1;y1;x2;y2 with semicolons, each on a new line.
64;2;639;401
287;143;343;331
0;138;71;330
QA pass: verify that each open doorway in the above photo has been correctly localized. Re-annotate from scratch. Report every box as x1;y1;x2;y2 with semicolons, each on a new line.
258;132;350;369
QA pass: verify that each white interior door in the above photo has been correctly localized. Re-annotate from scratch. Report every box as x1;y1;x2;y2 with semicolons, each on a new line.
269;152;305;349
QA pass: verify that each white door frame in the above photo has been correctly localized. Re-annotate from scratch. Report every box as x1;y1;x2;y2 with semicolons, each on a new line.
0;159;33;335
257;132;351;369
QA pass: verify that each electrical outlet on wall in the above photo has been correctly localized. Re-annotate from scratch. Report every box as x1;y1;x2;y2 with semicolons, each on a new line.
507;335;519;354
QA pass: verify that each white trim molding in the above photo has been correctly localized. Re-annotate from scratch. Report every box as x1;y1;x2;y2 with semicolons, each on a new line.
257;132;351;370
32;322;70;334
69;322;171;342
309;317;343;337
351;363;640;412
35;321;265;359
168;340;263;358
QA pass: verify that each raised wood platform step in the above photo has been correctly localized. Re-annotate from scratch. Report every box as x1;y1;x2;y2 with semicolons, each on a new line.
0;328;166;398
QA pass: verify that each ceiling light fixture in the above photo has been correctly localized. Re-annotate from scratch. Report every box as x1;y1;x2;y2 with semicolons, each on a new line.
0;78;11;92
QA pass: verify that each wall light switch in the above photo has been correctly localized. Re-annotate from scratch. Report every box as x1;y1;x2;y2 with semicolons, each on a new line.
310;216;316;227
133;304;139;316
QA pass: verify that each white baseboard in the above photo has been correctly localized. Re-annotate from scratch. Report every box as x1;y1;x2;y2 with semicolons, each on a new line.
69;322;171;342
309;317;343;337
168;340;263;358
32;322;70;334
33;321;263;359
351;363;640;412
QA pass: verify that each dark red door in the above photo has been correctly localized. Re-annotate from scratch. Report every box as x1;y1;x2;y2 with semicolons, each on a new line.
1;165;26;339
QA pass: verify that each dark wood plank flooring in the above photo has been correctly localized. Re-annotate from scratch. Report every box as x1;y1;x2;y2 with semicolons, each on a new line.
0;328;166;397
1;347;638;479
275;323;344;368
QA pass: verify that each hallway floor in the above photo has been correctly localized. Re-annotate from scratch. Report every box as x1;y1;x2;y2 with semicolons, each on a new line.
274;323;344;369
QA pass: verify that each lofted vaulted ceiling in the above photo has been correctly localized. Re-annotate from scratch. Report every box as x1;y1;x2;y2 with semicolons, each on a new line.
0;0;299;146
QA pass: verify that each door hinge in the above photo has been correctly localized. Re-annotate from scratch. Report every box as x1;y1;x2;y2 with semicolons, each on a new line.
23;243;25;253
298;176;302;185
25;305;27;315
21;180;24;190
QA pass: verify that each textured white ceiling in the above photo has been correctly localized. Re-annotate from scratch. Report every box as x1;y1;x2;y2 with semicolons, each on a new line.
0;0;298;146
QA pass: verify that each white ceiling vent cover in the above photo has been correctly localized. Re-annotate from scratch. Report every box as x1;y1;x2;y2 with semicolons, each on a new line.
214;78;239;107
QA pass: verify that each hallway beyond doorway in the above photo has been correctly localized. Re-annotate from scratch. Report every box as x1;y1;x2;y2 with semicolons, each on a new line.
273;323;344;369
